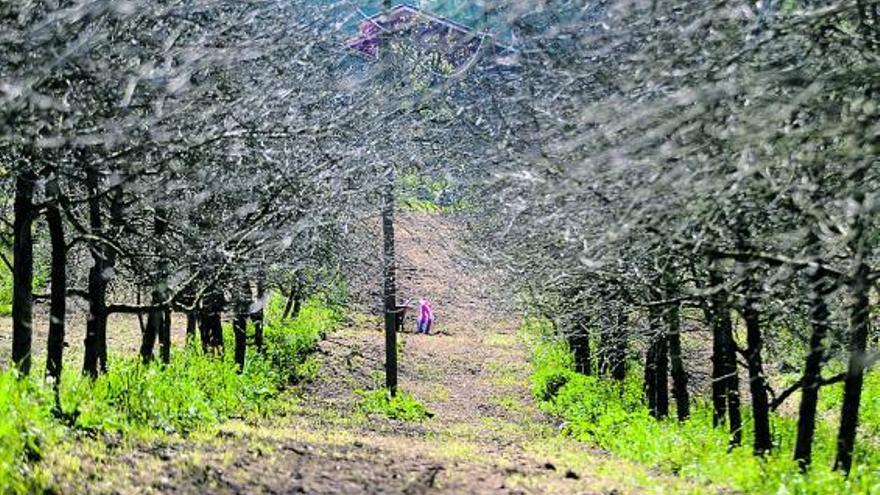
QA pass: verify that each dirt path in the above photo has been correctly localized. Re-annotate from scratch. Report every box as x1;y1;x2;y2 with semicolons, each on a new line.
57;213;692;494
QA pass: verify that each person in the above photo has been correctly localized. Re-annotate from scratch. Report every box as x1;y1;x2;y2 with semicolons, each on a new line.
417;298;434;334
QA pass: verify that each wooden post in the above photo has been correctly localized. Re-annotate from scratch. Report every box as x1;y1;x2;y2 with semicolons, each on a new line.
382;166;398;396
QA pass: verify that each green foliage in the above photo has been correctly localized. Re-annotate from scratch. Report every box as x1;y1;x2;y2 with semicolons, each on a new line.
0;251;50;316
526;319;880;495
356;388;431;422
0;373;58;493
0;295;339;494
0;264;12;315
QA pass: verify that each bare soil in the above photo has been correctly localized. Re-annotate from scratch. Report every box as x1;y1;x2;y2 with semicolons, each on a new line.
46;213;694;494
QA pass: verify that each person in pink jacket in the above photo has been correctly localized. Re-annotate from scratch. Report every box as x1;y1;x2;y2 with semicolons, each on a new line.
417;298;434;334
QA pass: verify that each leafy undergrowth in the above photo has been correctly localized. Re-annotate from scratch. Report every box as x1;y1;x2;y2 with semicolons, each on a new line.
356;388;432;422
0;295;340;494
524;317;880;495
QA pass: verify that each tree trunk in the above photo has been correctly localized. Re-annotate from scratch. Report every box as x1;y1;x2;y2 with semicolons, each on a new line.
82;166;106;378
232;280;251;371
708;268;742;447
834;259;871;474
12;170;36;375
645;306;669;419
141;208;170;364
199;289;225;354
186;310;198;342
159;307;172;364
232;312;248;372
737;255;772;455
794;261;833;470
706;299;727;428
252;278;266;352
45;199;67;383
282;284;300;321
570;320;592;375
666;299;689;421
740;289;771;454
610;304;628;381
140;308;160;364
382;167;398;396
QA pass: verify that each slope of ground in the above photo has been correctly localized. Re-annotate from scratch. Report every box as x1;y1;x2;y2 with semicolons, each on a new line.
48;212;699;494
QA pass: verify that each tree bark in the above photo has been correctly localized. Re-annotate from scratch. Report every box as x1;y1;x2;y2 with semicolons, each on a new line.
282;284;300;321
834;259;871;474
610;304;628;381
645;306;669;419
82;166;107;378
140;306;160;364
570;320;592;375
708;268;742;447
666;298;690;421
737;254;772;455
232;280;251;371
252;277;266;352
794;260;833;470
707;297;727;428
382;168;398;396
12;170;37;375
45;198;67;383
199;288;225;354
186;310;198;342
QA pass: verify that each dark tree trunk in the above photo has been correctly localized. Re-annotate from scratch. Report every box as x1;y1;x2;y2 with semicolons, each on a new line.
82;166;107;378
140;309;160;364
232;280;251;371
708;269;742;447
232;311;248;372
610;305;628;381
12;170;37;375
794;260;833;470
252;278;266;352
737;253;772;455
740;289;771;455
186;310;198;342
666;299;690;421
45;199;67;383
644;331;657;415
645;306;669;419
382;168;398;396
199;289;225;354
707;299;727;428
159;307;172;364
282;284;301;321
834;259;871;475
570;320;592;376
597;311;609;377
141;208;170;364
292;295;302;320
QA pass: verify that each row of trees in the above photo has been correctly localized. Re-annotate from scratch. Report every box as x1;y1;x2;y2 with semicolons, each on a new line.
471;0;878;477
0;1;403;383
1;0;513;389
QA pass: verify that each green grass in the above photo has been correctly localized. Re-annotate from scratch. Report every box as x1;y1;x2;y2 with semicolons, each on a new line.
356;388;431;422
0;294;340;494
524;317;880;495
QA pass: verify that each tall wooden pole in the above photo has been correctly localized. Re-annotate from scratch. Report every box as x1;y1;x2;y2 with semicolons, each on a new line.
382;166;398;396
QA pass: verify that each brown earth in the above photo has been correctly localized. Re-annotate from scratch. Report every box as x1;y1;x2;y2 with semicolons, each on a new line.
45;213;697;494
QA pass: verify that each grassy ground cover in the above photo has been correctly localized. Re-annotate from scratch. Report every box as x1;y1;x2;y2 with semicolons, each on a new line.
524;317;880;495
0;294;340;494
